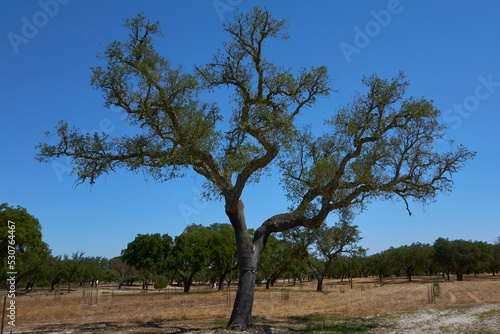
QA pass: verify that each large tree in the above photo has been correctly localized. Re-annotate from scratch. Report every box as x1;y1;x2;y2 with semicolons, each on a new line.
36;8;475;329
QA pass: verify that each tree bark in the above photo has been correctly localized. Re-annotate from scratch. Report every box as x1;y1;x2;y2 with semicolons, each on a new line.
218;273;226;291
183;278;192;293
316;275;324;291
456;267;464;281
226;200;265;330
227;245;261;329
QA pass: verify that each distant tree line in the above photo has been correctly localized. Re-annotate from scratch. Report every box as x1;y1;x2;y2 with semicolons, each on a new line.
2;203;499;294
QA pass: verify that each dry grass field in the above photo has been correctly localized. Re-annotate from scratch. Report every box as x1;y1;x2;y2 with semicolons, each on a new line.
7;274;500;333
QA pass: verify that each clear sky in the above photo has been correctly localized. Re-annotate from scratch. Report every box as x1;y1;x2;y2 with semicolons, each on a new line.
1;0;499;259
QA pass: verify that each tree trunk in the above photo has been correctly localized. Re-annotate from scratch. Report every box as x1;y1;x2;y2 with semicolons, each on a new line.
218;273;226;291
316;275;324;291
227;247;261;329
226;200;264;330
183;281;191;293
456;267;464;281
265;279;270;289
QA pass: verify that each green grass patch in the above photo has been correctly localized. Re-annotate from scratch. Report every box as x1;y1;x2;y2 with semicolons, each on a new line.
213;319;227;326
475;309;500;320
299;321;378;333
376;313;397;320
289;314;343;322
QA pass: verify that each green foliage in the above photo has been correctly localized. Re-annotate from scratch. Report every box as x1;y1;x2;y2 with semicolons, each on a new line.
169;224;212;292
386;242;429;281
109;257;138;287
121;233;172;275
80;256;108;284
121;233;172;288
153;277;169;290
207;223;238;288
60;251;84;293
0;203;50;286
490;238;500;274
35;7;476;327
301;321;378;333
258;234;295;287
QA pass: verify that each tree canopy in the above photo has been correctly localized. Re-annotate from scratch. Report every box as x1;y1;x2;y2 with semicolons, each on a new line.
121;233;172;289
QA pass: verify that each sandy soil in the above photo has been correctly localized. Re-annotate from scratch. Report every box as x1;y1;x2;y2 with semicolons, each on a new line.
368;303;500;334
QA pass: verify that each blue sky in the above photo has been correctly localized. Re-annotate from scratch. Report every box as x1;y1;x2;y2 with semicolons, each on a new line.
1;0;499;259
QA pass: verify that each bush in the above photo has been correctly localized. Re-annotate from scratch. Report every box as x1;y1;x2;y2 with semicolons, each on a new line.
154;277;168;290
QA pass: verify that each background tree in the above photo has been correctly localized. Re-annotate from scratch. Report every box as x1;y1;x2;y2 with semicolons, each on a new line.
367;252;391;281
421;243;436;276
80;256;107;287
121;233;172;289
60;251;84;293
169;224;212;293
42;255;64;290
207;223;238;290
21;245;51;291
354;253;369;278
297;214;361;291
36;7;475;329
489;237;500;276
258;234;295;289
109;257;138;289
396;243;427;282
433;237;454;280
0;203;50;286
465;241;493;276
450;239;476;281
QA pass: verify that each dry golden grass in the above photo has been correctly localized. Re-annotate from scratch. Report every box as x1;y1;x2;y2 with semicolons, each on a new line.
13;274;500;332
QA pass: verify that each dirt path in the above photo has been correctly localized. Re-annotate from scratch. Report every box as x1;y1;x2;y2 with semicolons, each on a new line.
441;283;457;303
451;282;483;303
368;304;500;334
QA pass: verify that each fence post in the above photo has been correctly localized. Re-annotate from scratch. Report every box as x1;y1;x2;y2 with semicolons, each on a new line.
1;296;7;334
